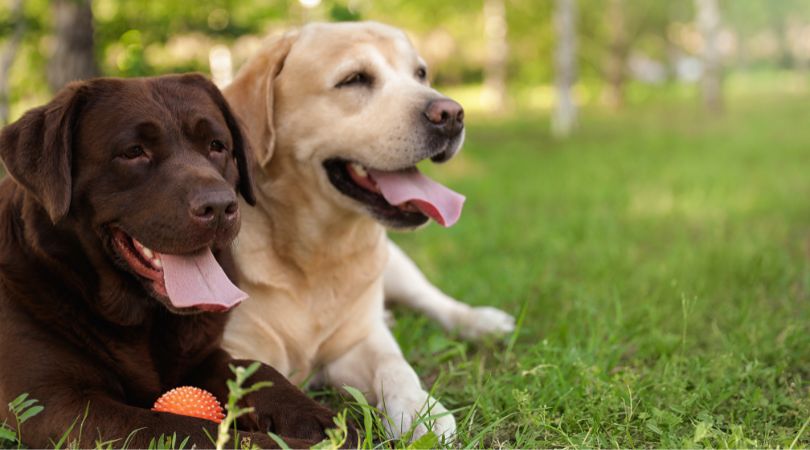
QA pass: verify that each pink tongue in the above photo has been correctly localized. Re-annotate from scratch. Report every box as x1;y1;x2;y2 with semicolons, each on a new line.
159;249;247;311
368;168;466;227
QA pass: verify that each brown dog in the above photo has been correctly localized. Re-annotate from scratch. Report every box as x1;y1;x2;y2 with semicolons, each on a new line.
0;74;353;448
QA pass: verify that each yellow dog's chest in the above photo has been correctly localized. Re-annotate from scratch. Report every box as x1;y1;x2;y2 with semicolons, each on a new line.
223;272;384;383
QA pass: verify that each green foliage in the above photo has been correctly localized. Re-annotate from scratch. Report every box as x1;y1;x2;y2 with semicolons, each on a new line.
2;0;810;118
1;393;44;449
329;3;362;22
310;411;352;450
0;426;14;447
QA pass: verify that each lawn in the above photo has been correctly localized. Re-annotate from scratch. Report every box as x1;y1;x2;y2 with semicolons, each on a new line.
384;85;810;448
2;83;808;449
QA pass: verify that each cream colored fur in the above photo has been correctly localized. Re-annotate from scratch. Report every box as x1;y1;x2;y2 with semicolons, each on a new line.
222;21;514;441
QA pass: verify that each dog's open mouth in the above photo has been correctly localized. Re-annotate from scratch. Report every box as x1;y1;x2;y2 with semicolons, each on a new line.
323;159;465;228
110;228;247;313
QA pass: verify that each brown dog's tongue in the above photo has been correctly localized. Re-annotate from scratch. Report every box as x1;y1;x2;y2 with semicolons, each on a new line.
368;168;466;227
159;249;247;311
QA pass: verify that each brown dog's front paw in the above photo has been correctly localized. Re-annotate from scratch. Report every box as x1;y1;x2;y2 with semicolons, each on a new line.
265;404;358;448
266;405;330;441
233;361;359;447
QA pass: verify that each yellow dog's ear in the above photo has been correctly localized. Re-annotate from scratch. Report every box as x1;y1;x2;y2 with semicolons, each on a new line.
224;30;298;168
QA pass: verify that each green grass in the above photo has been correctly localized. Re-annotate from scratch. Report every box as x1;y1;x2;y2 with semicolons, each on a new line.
381;88;810;448
3;84;809;449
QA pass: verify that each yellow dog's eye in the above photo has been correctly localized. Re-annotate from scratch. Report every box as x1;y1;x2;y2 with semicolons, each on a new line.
416;67;427;80
336;72;373;88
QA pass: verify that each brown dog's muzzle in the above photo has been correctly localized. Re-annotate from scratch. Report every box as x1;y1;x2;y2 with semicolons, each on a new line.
189;189;239;231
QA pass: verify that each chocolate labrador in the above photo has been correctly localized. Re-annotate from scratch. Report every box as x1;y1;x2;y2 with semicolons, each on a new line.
0;74;355;448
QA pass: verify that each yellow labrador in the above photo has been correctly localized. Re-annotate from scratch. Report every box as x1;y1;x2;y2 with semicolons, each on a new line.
221;21;515;440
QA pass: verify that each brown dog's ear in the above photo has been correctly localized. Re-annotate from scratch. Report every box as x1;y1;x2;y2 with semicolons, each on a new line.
179;73;257;206
0;84;84;223
224;30;298;168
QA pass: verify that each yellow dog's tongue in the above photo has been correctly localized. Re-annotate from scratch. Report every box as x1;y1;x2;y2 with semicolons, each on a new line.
159;249;247;311
368;167;466;227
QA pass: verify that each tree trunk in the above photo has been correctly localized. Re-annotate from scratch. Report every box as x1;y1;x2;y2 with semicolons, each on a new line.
482;0;508;113
552;0;577;138
604;0;626;109
0;0;25;125
695;0;723;113
47;0;99;92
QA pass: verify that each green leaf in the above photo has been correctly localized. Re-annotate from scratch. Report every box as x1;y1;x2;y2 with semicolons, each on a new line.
17;405;44;424
7;393;28;411
0;425;16;442
693;420;713;443
241;381;273;396
14;398;39;414
241;361;262;379
408;431;439;449
646;421;662;435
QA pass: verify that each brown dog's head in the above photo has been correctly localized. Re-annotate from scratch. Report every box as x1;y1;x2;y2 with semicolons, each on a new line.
0;74;255;316
226;21;465;230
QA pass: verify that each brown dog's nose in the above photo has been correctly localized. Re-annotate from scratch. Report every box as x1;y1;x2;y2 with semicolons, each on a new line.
424;98;464;137
190;190;238;228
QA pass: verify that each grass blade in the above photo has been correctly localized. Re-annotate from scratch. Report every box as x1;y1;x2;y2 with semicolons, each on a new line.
790;413;810;450
342;385;373;448
267;432;292;450
50;413;81;449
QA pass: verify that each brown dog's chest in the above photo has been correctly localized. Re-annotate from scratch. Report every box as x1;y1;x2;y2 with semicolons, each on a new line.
109;314;225;406
22;301;227;407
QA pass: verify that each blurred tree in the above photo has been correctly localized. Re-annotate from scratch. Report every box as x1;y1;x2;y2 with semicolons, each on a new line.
578;0;687;106
482;0;507;112
724;0;810;70
0;0;24;125
2;0;810;122
695;0;722;113
604;0;625;109
552;0;577;137
48;0;98;91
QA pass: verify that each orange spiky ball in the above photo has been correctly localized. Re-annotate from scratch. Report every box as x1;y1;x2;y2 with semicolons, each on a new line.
152;386;225;424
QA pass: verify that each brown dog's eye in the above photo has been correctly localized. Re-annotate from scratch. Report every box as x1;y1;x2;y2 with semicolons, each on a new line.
209;140;227;152
121;145;146;160
336;72;373;88
416;67;427;80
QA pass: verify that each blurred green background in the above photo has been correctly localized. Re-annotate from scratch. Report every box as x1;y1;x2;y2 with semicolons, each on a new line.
2;0;810;122
1;1;809;448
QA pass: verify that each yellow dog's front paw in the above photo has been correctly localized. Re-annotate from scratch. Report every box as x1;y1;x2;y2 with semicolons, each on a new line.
457;306;516;340
379;391;456;443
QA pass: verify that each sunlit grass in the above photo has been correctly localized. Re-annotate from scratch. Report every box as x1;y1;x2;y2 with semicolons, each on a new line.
386;87;810;448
